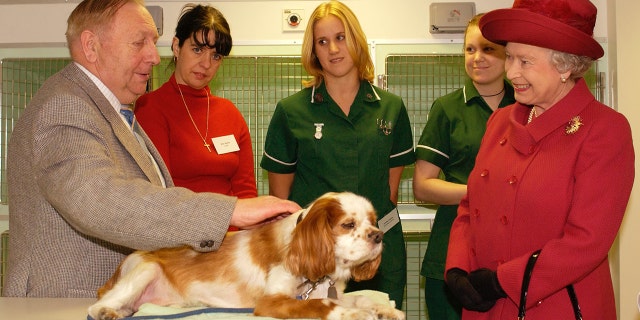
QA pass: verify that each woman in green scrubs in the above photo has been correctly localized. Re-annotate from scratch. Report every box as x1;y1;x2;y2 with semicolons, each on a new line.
413;14;514;319
260;0;415;308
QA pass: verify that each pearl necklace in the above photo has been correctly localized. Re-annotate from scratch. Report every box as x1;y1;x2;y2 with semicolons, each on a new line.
527;106;537;124
178;84;212;152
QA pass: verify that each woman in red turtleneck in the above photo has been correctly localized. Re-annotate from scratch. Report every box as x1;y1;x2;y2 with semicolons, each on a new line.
135;4;256;231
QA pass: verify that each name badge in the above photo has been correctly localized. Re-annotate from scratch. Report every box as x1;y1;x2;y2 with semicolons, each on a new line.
378;207;400;233
211;135;240;154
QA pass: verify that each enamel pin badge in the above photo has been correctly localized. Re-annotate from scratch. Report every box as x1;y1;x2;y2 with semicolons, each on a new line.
377;118;392;135
314;123;324;140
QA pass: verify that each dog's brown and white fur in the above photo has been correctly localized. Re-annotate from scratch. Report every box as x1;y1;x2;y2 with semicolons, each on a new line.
88;192;405;320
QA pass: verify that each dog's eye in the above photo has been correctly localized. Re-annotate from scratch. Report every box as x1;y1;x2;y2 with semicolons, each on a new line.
341;222;355;229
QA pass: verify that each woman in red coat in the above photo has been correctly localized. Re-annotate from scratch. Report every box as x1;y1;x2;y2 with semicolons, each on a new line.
444;0;635;319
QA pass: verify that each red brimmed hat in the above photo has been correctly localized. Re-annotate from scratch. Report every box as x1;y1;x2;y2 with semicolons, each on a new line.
479;0;604;59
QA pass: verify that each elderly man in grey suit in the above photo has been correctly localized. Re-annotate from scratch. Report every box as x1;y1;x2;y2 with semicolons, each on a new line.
4;0;300;298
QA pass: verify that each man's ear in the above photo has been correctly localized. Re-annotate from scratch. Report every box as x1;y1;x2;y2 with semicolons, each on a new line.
81;30;99;63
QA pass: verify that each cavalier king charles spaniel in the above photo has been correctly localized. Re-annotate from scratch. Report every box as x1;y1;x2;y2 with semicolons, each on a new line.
88;192;405;320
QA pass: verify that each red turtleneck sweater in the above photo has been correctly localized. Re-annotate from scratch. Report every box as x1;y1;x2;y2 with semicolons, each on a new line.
135;74;257;214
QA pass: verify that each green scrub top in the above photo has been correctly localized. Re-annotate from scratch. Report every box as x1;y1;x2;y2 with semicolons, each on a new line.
416;78;515;280
261;80;415;216
261;80;415;305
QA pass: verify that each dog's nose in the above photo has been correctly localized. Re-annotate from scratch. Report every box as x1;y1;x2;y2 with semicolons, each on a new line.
369;230;383;243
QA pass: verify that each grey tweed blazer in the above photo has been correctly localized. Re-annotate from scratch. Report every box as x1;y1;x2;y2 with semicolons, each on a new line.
4;63;236;298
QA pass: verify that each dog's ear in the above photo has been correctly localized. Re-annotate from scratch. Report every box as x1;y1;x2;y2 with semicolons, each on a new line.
285;197;338;280
350;252;381;281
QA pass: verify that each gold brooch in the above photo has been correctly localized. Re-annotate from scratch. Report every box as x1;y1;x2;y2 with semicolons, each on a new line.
565;116;583;135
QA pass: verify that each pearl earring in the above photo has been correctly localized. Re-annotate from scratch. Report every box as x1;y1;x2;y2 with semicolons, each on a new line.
561;77;567;83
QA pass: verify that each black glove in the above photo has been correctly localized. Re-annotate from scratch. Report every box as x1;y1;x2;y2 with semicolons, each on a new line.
468;268;507;301
446;268;496;312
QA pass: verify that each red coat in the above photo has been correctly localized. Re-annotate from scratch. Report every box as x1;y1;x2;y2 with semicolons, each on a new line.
446;79;634;320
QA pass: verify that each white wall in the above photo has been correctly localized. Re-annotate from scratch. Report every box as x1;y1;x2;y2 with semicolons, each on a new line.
2;0;613;47
609;0;640;318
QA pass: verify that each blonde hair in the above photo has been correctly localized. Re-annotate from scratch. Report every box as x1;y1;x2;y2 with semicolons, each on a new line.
301;1;374;88
463;13;485;48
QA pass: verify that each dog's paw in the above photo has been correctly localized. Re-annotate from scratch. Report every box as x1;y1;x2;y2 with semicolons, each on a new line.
374;306;405;320
88;305;131;320
327;306;377;320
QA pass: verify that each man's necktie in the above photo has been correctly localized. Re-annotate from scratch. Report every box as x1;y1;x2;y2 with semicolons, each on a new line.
119;104;166;187
120;105;134;126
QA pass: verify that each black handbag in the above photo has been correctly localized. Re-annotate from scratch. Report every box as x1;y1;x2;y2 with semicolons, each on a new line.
518;250;582;320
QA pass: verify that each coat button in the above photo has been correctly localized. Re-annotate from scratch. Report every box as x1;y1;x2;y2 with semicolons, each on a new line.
529;145;535;154
500;216;509;225
499;138;507;145
473;208;480;218
480;169;489;177
508;176;518;184
471;248;476;256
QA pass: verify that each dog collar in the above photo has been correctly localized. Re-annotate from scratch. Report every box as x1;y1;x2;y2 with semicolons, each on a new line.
296;276;337;300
